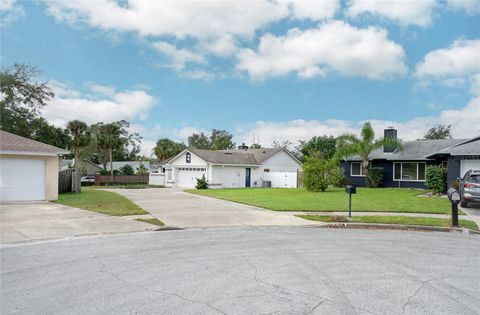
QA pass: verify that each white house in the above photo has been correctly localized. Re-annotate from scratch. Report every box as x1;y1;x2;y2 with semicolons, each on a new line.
152;147;301;189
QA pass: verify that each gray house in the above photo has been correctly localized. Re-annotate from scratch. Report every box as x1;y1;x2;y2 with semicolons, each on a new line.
341;128;480;188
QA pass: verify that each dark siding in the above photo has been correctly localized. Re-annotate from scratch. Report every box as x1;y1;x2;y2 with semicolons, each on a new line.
342;160;446;189
447;157;461;185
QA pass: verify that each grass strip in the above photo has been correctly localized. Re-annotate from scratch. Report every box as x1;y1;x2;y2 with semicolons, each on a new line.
135;218;164;226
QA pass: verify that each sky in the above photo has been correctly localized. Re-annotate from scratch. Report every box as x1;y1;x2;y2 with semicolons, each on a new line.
1;0;479;156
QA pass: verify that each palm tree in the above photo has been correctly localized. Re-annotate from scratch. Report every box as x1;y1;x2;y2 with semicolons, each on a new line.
336;122;402;184
66;120;91;168
96;122;127;182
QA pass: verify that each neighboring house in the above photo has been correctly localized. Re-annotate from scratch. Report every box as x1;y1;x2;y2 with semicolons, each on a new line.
105;161;152;173
59;159;102;175
158;147;301;188
341;128;480;188
0;130;69;201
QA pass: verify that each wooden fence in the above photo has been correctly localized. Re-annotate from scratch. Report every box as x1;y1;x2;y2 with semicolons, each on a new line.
59;169;81;193
95;174;149;186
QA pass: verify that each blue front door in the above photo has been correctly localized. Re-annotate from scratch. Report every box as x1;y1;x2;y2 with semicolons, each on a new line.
245;168;251;187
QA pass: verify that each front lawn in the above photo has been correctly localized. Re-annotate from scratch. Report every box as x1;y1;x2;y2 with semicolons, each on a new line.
56;187;147;216
189;188;453;214
298;215;479;230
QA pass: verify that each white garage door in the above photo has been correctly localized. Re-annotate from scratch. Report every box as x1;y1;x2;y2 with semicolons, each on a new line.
176;167;206;188
460;160;480;178
0;159;46;201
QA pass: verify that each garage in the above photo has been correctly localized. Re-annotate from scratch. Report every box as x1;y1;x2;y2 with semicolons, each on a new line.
0;130;69;202
460;159;480;178
175;167;206;188
0;159;46;201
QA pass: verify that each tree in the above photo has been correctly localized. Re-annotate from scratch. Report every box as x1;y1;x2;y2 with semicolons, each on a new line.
0;63;54;137
188;132;210;149
96;122;128;182
424;125;452;140
30;117;70;149
136;164;149;175
250;143;262;149
66;120;91;168
297;135;337;161
302;158;338;192
336;122;402;186
210;129;235;150
272;140;292;149
153;138;186;160
119;164;134;175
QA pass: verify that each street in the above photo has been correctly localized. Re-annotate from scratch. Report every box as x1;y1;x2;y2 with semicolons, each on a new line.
1;227;479;314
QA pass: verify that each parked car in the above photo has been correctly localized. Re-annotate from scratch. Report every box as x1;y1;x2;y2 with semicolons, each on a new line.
81;175;95;183
459;170;480;207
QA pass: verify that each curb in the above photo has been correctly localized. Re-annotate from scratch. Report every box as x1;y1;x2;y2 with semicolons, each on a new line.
320;222;480;235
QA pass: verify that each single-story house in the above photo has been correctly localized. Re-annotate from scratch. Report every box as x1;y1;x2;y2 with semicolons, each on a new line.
157;146;301;188
341;128;480;188
59;159;103;175
0;130;69;201
105;161;153;173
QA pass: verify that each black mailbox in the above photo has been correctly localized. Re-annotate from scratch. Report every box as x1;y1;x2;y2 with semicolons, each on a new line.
345;185;356;194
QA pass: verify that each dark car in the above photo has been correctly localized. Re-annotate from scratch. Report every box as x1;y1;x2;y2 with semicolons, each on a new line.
459;170;480;207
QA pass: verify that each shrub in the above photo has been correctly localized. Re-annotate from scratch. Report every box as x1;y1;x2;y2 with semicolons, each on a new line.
330;166;351;188
302;158;338;192
425;165;447;194
136;164;149;175
195;175;208;189
119;164;135;175
366;167;384;188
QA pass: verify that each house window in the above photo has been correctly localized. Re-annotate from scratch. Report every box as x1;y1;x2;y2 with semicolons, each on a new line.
186;152;191;163
393;162;426;181
264;169;270;172
350;162;371;176
441;161;448;169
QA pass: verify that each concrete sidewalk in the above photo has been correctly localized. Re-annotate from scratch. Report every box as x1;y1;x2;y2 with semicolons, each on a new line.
0;202;153;244
109;188;320;228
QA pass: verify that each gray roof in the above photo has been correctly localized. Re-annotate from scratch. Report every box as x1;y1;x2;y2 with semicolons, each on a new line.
426;137;480;157
106;161;152;170
345;138;469;161
168;147;287;165
0;130;69;155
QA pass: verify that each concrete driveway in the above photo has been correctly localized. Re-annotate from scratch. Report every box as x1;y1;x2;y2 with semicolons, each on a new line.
461;203;480;227
109;188;317;228
0;202;152;244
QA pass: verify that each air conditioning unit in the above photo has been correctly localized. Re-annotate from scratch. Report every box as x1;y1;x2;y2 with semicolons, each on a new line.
262;180;272;188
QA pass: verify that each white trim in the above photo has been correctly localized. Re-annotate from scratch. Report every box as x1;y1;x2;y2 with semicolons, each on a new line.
393;162;426;182
350;162;371;177
0;150;64;156
209;163;260;167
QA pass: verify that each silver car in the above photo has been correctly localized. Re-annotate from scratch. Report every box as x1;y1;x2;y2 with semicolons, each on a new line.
459;170;480;208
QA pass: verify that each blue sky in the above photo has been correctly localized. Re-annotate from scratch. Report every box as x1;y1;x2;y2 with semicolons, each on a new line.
1;0;479;155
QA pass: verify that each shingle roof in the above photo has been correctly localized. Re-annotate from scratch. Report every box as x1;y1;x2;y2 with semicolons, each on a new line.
345;138;468;161
426;137;480;157
0;130;69;155
167;147;288;165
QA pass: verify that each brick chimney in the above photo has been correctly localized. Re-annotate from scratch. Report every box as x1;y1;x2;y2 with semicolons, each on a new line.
384;127;397;153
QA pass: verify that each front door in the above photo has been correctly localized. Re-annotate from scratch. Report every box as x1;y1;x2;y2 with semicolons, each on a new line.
245;168;251;187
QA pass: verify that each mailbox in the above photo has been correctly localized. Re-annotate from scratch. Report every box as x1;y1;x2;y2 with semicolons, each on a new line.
447;188;461;204
345;185;356;194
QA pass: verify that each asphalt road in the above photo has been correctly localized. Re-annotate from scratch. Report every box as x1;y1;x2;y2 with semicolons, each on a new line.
1;227;479;314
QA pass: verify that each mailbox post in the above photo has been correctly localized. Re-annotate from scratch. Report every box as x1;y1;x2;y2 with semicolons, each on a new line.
345;185;356;218
447;188;461;227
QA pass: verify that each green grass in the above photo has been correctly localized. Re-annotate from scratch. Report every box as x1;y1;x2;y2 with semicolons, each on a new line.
297;214;479;230
56;187;148;216
188;188;455;214
135;218;164;226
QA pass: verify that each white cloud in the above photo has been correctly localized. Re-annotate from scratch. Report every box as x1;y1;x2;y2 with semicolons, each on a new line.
0;0;25;27
346;0;437;27
43;81;157;126
447;0;480;15
470;74;480;96
200;34;238;57
85;83;116;97
236;98;480;147
45;0;289;40
415;39;480;79
287;0;339;20
236;21;406;80
152;41;206;71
